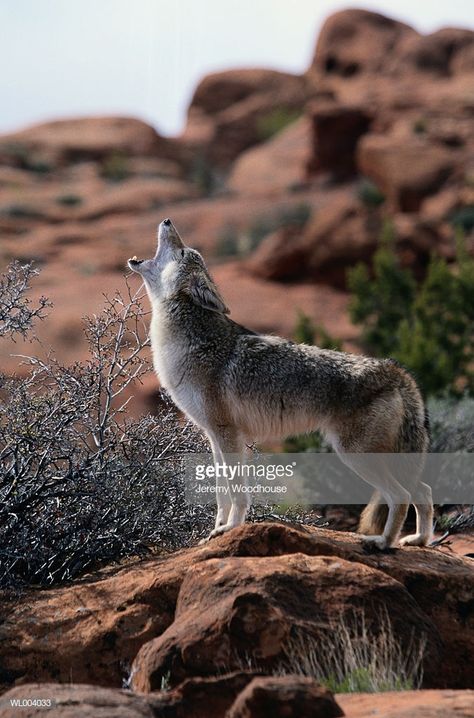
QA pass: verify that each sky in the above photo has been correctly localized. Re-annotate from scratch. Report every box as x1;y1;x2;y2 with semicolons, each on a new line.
1;0;473;138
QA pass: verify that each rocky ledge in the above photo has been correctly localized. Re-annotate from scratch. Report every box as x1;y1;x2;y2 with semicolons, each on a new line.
1;523;473;712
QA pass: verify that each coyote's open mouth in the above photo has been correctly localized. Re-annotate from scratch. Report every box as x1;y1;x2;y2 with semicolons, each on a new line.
128;256;143;266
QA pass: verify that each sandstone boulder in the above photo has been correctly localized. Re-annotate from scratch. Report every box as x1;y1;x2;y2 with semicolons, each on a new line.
227;116;311;195
182;69;308;168
227;676;343;718
310;9;418;78
247;191;381;287
130;553;440;691
357;133;457;211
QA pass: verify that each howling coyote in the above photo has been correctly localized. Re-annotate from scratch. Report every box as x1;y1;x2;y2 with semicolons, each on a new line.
129;219;433;549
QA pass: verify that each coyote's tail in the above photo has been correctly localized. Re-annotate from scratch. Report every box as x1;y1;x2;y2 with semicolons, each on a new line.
358;492;388;535
358;361;429;536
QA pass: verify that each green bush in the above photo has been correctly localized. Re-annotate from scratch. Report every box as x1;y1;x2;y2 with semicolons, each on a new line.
294;310;341;350
348;225;474;396
413;118;428;134
357;178;385;208
450;205;474;234
101;151;130;182
257;107;301;141
56;194;82;206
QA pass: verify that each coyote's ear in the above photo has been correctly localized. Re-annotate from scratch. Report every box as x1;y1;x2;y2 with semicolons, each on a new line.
186;272;230;314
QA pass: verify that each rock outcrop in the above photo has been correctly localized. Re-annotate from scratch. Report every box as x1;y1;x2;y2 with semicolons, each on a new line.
1;523;473;694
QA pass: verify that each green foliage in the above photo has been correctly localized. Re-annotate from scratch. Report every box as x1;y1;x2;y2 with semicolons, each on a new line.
323;667;414;694
190;154;215;196
413;118;428;134
348;224;474;396
2;203;42;219
294;310;342;350
56;193;82;206
428;395;474;451
215;224;240;257
357;178;385;208
348;222;415;357
1;143;52;173
257;107;301;141
101;151;130;182
450;205;474;234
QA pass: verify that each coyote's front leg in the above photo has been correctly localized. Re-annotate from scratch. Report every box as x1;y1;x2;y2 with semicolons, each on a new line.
201;427;249;542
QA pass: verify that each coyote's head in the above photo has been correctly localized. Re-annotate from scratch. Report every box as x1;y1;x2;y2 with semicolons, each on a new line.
128;219;229;314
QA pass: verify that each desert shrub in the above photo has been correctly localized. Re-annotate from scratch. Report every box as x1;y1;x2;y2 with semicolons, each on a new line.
257;107;301;142
101;151;130;182
427;395;474;452
56;193;82;206
0;262;50;339
357;178;385;208
237;610;426;692
348;225;474;396
0;263;215;588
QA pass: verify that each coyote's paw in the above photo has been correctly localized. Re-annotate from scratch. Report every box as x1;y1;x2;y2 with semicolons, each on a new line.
399;533;431;547
360;534;388;551
199;524;233;544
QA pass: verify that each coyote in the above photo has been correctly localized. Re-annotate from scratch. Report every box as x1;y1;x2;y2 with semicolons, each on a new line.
128;219;433;549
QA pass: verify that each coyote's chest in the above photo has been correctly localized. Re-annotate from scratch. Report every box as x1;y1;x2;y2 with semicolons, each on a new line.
149;309;206;424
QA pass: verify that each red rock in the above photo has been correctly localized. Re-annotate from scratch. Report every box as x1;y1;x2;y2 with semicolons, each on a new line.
310;9;418;78
338;689;474;718
0;683;164;718
130;551;440;691
182;69;308;168
0;117;186;169
227;116;311;195
247;190;381;288
227;676;343;718
357;133;457;211
1;523;473;693
306;100;372;178
391;27;474;76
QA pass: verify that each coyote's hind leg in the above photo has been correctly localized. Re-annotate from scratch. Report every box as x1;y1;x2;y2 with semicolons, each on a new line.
399;481;433;546
336;452;410;550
